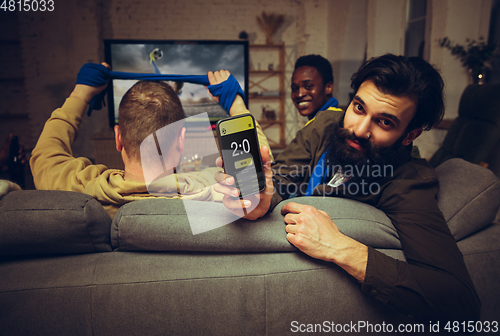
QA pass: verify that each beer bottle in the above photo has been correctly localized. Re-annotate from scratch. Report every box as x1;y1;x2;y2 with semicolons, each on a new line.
8;135;25;188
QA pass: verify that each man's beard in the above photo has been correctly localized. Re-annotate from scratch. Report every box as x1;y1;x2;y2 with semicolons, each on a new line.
324;118;409;183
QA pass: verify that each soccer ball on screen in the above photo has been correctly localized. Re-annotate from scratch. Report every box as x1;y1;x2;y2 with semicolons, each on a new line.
151;48;163;61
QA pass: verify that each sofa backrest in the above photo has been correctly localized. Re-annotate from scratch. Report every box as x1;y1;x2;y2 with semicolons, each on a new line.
110;196;401;253
1;159;499;258
110;158;500;252
429;83;500;167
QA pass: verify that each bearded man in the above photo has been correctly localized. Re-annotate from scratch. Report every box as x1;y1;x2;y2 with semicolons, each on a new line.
214;54;480;325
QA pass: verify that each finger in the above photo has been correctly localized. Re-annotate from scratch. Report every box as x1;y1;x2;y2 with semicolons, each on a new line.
207;71;216;85
214;170;234;185
285;223;297;234
259;146;274;194
280;201;306;215
220;70;230;81
213;166;239;197
213;183;240;198
215;156;222;168
318;209;330;218
213;157;235;187
213;71;224;84
222;195;252;212
214;70;229;83
206;71;219;103
260;146;271;167
213;179;240;198
214;169;224;183
101;62;111;70
283;212;300;225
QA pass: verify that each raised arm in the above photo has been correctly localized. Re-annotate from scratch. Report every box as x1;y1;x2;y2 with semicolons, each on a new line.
30;63;110;191
207;70;273;162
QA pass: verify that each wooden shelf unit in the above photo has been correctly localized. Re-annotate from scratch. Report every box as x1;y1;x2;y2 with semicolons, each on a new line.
248;43;286;149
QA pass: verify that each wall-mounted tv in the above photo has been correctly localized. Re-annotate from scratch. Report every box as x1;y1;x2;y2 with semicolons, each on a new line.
104;39;249;127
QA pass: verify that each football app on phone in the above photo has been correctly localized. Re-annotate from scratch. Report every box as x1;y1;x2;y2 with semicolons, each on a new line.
216;114;265;198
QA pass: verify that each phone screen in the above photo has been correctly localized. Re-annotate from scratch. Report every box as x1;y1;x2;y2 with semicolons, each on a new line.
216;114;266;198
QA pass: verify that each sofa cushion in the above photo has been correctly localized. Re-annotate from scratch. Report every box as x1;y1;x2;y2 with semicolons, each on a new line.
0;190;112;257
111;196;400;252
436;158;500;240
111;198;294;252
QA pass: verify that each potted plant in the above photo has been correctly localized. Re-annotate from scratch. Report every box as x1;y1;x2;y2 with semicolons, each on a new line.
256;12;285;45
439;36;500;84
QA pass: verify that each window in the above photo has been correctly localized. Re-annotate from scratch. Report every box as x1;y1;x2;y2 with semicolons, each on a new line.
405;0;429;59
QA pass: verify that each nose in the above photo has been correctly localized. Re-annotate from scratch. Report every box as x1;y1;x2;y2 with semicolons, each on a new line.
297;86;307;98
353;116;372;140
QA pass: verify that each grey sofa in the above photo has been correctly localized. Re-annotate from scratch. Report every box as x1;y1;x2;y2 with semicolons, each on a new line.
1;158;499;336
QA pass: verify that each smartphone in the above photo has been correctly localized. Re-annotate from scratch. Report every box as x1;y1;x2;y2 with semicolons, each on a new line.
216;114;266;198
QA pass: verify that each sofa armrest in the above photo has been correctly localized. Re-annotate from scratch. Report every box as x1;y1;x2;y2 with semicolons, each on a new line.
0;190;112;257
436;158;500;240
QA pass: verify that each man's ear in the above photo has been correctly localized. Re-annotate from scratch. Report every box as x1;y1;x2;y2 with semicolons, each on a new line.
401;128;422;146
114;125;123;152
176;127;187;153
325;82;333;96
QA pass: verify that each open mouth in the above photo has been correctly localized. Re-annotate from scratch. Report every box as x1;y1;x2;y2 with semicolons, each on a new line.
296;100;311;109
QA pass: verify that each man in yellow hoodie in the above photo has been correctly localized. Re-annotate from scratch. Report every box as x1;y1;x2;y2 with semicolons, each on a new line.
30;64;272;219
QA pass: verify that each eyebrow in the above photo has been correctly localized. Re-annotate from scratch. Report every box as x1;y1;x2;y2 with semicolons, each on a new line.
292;79;313;85
353;95;402;127
291;80;314;89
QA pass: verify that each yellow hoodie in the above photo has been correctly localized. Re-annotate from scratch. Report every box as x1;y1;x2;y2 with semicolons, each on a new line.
30;97;272;219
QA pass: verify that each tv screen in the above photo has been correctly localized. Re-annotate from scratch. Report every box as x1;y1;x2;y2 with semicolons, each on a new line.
104;39;249;127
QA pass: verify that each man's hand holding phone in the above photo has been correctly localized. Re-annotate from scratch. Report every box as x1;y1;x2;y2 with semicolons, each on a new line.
208;69;274;220
213;145;274;220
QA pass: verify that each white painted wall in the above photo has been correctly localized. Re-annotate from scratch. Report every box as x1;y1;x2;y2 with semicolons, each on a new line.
416;0;493;159
324;0;368;108
366;0;407;58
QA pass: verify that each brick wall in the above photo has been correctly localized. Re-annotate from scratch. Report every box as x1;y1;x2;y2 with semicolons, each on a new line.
16;1;106;157
7;0;483;162
6;0;333;160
